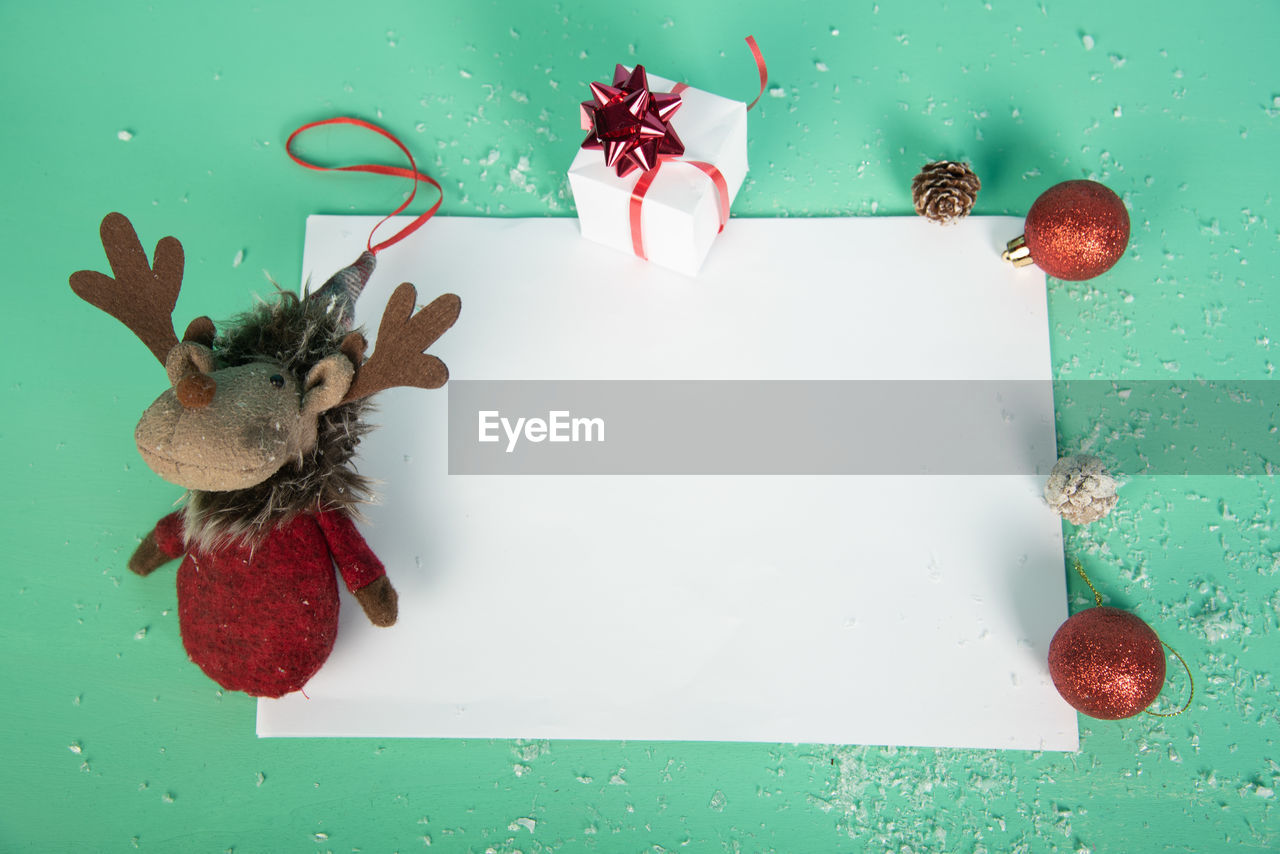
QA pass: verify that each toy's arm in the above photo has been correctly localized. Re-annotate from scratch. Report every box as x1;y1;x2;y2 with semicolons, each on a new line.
128;512;186;576
315;510;398;627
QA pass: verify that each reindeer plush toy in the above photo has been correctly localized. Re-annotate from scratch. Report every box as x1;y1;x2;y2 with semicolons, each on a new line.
71;212;460;698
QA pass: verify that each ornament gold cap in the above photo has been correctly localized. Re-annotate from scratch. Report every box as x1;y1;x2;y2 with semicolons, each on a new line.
1002;235;1035;267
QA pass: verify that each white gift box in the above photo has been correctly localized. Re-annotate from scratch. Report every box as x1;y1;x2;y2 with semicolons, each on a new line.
568;70;748;277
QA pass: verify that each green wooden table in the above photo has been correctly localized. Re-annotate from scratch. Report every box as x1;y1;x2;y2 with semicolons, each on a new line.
4;1;1277;850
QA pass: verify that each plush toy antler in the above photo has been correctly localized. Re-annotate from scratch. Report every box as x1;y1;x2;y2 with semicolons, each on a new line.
71;212;461;698
343;285;459;401
69;212;207;362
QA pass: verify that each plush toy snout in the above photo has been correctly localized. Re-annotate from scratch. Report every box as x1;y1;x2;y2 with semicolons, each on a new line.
136;361;299;491
134;353;356;493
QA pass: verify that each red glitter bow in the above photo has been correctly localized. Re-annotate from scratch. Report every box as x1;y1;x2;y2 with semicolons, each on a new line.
580;65;685;177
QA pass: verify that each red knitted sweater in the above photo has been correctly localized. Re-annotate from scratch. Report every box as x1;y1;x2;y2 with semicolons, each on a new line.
152;509;386;698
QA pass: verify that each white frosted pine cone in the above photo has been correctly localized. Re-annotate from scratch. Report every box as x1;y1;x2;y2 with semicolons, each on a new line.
1044;454;1118;525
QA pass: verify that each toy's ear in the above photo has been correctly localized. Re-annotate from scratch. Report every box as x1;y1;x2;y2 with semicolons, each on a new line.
301;355;355;416
164;341;215;387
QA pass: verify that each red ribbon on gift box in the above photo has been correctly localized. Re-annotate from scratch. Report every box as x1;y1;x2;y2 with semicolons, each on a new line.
580;36;768;262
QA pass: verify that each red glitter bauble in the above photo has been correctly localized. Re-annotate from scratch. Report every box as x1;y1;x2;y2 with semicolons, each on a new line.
1023;180;1130;281
1048;606;1165;719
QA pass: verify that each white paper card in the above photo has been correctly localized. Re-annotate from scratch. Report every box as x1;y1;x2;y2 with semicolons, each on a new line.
258;215;1078;751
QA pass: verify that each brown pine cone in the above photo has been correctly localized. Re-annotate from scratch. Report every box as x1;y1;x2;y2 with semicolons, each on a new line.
912;161;981;224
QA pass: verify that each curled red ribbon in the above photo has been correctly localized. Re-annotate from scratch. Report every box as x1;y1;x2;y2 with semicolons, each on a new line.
743;35;768;110
286;116;442;255
625;36;767;261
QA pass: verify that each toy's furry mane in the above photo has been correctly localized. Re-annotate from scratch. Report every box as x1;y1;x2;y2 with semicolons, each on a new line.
182;291;374;549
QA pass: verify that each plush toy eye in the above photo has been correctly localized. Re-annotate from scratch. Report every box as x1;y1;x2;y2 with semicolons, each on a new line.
269;374;285;389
